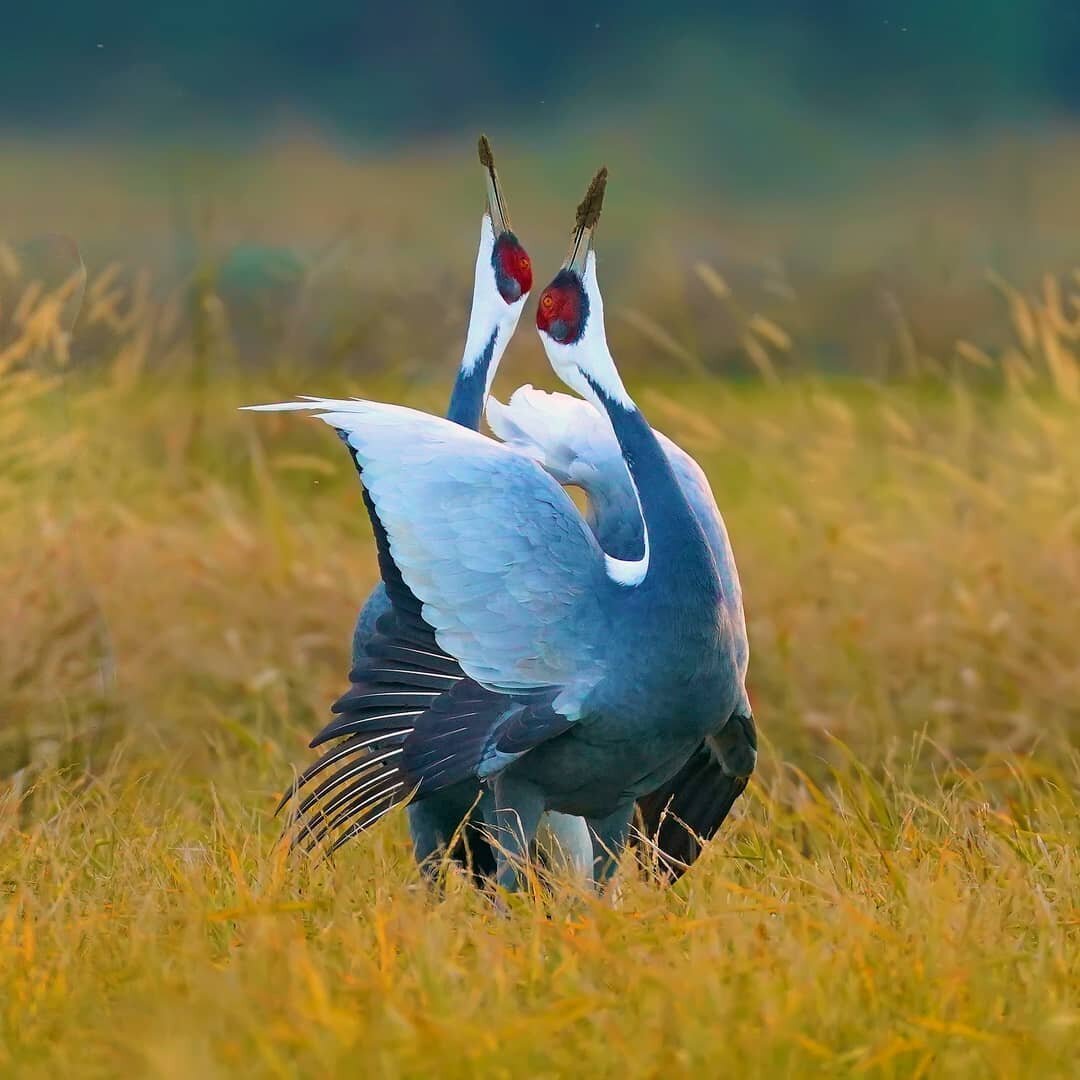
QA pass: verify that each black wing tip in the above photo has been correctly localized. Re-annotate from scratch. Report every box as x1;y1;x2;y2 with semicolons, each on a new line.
478;134;494;171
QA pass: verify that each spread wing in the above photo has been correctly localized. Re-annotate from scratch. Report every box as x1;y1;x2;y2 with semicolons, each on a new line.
249;396;610;709
249;396;618;854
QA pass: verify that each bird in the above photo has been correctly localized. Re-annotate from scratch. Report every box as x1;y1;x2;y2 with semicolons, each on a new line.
383;143;750;882
485;385;756;879
345;137;593;882
247;166;754;889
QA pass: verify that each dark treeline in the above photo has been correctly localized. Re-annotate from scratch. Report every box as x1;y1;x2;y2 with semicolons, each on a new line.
4;1;1079;143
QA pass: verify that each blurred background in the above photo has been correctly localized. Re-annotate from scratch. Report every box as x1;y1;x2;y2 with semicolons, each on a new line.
4;1;1080;377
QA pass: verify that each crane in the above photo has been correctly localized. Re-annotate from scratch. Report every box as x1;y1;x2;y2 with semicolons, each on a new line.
248;167;754;889
486;386;756;880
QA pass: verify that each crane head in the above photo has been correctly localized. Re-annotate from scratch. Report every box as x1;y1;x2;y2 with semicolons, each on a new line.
535;267;588;345
478;135;532;304
536;166;607;346
534;166;633;415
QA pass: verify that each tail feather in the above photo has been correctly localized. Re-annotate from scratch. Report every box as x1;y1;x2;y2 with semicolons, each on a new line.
634;715;757;881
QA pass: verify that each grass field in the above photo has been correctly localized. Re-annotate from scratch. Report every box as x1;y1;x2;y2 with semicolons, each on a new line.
1;235;1078;1077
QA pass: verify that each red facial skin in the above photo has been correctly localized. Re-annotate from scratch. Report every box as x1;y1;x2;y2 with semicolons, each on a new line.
492;234;532;302
535;270;588;344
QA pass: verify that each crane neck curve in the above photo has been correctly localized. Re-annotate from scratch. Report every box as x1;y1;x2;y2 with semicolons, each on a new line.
582;373;714;589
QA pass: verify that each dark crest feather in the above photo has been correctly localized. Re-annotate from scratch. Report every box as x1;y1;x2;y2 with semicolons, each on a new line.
575;167;608;231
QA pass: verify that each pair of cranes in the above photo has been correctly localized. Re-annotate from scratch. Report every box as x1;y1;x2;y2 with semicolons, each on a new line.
247;139;756;891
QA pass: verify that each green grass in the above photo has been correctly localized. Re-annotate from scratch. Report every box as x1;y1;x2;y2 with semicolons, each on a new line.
1;251;1078;1077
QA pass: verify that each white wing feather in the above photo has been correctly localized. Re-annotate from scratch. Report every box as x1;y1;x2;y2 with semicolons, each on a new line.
245;397;609;714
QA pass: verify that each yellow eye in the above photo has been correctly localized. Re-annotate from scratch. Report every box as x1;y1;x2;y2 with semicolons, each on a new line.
541;293;554;310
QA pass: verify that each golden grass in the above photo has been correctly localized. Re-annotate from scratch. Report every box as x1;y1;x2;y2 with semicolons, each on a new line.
1;258;1078;1077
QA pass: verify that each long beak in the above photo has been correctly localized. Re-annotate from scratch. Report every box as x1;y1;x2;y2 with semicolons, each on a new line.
564;166;608;276
478;134;512;235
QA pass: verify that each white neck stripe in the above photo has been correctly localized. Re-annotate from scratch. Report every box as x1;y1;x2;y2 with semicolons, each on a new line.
536;251;649;587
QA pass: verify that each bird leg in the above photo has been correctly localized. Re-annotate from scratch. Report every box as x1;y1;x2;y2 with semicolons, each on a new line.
587;801;635;887
487;775;545;892
536;812;594;884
